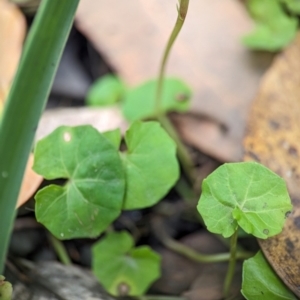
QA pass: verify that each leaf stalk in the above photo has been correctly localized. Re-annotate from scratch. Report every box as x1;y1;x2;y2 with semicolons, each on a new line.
223;229;238;299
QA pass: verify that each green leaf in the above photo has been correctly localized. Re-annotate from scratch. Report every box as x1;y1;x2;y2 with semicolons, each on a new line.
86;74;125;106
103;128;122;150
92;231;161;296
122;78;191;122
243;0;298;51
33;125;125;239
281;0;300;14
0;276;12;300
242;251;297;299
121;121;179;210
197;162;292;238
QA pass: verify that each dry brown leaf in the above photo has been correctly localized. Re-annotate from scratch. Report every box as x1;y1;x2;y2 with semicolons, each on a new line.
0;1;41;208
244;33;300;297
17;154;43;208
76;0;273;161
0;0;25;95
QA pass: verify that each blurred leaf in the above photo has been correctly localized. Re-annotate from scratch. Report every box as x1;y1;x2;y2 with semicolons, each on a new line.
33;125;125;239
86;74;125;107
243;0;298;51
281;0;300;14
242;251;297;299
92;231;161;296
121;121;179;210
122;78;191;122
103;128;122;150
0;275;12;300
197;162;292;238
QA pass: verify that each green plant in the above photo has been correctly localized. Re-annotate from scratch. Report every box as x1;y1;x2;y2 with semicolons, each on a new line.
92;231;160;296
0;0;80;274
32;121;178;294
243;0;299;51
33;121;178;238
242;251;297;299
0;0;294;298
86;74;125;107
197;162;292;299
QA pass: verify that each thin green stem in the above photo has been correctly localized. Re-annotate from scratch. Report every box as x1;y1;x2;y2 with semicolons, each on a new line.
155;0;190;116
48;234;72;266
163;231;252;263
154;0;194;183
0;0;79;273
223;229;238;299
153;217;253;264
175;176;198;202
159;115;195;183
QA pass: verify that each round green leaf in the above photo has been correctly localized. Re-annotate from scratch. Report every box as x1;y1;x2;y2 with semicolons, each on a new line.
197;162;292;238
86;74;125;106
121;121;179;210
33;125;125;239
242;251;297;299
92;231;161;296
243;0;298;51
122;78;191;122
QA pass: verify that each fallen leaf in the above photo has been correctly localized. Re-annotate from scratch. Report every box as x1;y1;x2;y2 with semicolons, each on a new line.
35;107;127;142
76;0;273;162
0;0;25;96
244;33;300;297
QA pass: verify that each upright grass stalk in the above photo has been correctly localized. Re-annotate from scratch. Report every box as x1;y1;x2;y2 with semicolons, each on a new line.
154;0;195;182
0;0;80;273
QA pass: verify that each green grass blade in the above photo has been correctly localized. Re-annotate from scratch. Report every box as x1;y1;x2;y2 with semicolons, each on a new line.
0;0;80;273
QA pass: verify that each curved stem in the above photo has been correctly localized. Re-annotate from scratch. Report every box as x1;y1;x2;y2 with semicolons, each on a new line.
48;234;72;266
155;0;190;116
0;0;79;273
153;217;253;264
159;115;195;183
223;229;238;299
153;0;194;182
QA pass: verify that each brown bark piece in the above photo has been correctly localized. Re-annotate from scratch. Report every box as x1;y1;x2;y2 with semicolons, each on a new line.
76;0;273;161
244;34;300;297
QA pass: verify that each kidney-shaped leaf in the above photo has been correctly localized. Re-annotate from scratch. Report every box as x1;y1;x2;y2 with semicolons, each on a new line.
242;0;298;51
122;78;191;122
197;162;292;238
86;74;125;107
92;231;161;296
242;251;297;299
121;121;179;210
33;125;125;239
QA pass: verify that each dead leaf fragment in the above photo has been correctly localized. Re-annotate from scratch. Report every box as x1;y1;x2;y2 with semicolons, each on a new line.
17;154;43;208
244;33;300;297
0;0;26;94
